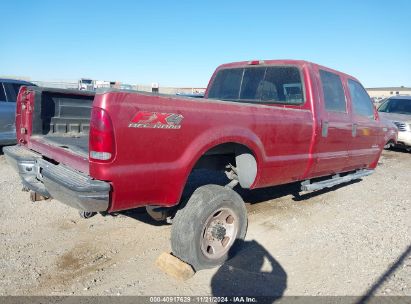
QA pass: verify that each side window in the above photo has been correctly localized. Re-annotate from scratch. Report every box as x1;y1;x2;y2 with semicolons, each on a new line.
0;83;6;102
4;83;19;103
263;67;303;103
319;70;346;112
348;79;374;119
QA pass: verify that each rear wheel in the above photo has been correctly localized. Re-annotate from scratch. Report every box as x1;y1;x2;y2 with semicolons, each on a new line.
171;184;247;270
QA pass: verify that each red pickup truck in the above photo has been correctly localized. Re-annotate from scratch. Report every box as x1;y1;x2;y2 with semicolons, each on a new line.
4;60;397;270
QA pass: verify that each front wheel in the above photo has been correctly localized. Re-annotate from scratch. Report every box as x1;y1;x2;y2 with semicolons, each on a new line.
171;185;247;271
384;141;394;149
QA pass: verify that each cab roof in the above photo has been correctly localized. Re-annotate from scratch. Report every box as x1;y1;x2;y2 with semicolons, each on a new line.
216;59;359;82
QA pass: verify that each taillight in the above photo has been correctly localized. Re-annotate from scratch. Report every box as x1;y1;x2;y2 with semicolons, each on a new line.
16;86;32;144
89;107;115;162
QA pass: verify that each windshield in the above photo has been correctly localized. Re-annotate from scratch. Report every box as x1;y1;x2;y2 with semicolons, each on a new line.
207;66;304;105
378;98;411;115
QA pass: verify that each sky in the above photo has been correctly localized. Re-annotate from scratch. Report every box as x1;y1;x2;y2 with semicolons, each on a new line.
1;0;410;88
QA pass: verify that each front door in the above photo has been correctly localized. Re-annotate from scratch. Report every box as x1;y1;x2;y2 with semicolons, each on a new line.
312;69;352;176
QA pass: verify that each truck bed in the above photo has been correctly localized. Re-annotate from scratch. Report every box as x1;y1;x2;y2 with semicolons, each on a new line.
20;87;95;171
36;134;89;158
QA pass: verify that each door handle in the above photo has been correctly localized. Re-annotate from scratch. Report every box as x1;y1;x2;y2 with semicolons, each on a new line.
321;120;329;137
352;123;358;137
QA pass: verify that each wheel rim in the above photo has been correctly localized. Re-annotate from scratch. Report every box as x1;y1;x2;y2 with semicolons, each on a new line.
200;207;239;260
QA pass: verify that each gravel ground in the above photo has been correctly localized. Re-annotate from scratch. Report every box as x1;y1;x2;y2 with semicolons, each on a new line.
0;148;410;298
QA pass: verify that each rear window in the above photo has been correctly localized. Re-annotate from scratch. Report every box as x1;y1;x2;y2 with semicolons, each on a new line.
319;70;346;113
208;66;304;105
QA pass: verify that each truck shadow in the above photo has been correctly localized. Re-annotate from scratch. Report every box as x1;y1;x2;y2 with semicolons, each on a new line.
118;207;167;226
185;169;361;205
120;169;361;225
240;179;361;204
211;239;287;301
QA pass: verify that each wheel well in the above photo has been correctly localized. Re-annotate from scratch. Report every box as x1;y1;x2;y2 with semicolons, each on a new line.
191;142;257;188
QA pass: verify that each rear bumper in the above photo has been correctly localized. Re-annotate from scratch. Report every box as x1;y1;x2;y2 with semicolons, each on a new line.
3;145;110;212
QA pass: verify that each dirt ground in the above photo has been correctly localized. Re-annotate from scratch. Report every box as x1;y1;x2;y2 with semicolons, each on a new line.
0;148;410;298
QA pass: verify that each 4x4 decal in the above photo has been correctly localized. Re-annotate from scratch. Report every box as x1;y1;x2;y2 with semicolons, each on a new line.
129;111;184;129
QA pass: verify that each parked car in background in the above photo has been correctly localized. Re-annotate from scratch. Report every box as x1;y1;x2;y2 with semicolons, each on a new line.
119;84;134;90
176;92;204;98
0;79;37;145
374;97;388;109
378;96;411;151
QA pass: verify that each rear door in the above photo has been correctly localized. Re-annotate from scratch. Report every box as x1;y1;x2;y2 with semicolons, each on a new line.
346;79;381;168
0;82;18;143
312;69;352;176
